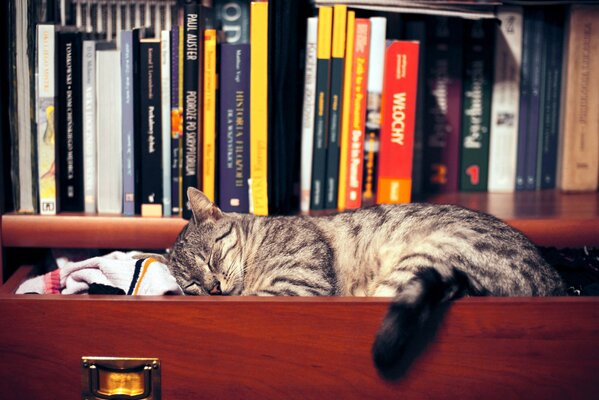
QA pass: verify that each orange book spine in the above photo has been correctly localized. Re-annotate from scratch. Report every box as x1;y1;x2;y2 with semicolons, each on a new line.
377;41;420;204
344;18;370;209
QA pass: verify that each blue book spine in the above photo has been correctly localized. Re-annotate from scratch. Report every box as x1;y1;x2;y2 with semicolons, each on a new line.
121;30;136;216
219;43;250;213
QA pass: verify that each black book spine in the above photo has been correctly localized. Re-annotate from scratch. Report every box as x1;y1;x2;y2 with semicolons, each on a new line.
182;1;200;219
56;30;83;212
139;39;163;213
132;28;143;215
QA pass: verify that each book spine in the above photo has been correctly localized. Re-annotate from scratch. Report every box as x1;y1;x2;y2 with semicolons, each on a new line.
337;11;356;211
361;16;386;206
56;31;84;212
300;17;318;214
423;17;463;194
249;1;269;216
377;41;420;204
219;43;251;213
139;40;163;217
538;9;565;189
459;19;494;192
171;25;183;216
523;10;544;191
488;6;523;192
161;30;172;216
215;0;250;44
324;5;347;210
82;40;97;214
121;31;136;216
310;6;333;211
344;18;370;209
558;5;599;192
203;29;217;203
182;2;201;219
36;24;57;215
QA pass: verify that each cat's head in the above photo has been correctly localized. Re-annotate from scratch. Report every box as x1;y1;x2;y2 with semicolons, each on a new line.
168;187;245;296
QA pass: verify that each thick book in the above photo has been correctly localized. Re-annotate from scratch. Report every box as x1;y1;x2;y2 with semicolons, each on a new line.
361;16;386;207
36;24;57;215
344;18;370;210
182;1;201;219
219;43;251;213
516;9;544;191
300;17;318;214
161;30;172;216
324;5;347;210
96;47;122;214
459;19;494;192
423;17;463;194
139;39;163;217
536;8;565;190
249;1;269;216
310;6;333;211
56;29;84;212
171;25;183;216
558;5;599;192
337;11;356;211
488;6;524;192
202;29;217;203
377;41;420;204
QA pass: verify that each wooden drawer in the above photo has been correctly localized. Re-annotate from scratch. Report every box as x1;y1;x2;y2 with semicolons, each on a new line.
0;266;598;399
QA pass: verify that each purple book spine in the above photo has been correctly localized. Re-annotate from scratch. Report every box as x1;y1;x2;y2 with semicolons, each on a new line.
121;31;136;216
219;43;250;213
171;26;182;216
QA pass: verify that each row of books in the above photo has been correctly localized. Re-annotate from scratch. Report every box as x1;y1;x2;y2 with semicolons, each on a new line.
300;3;599;213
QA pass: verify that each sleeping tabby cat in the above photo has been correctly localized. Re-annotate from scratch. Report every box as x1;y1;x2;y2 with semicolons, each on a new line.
164;188;564;373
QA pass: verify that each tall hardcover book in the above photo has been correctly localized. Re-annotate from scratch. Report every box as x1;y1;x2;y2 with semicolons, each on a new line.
139;39;163;217
558;5;599;192
377;41;420;204
361;16;386;206
300;17;318;214
459;19;494;192
96;47;122;214
36;24;57;215
249;1;269;216
324;5;347;210
56;29;84;212
423;17;463;194
337;11;356;211
171;25;184;216
161;30;172;216
488;7;524;192
516;9;544;191
182;1;201;219
344;18;370;209
203;28;217;203
537;8;565;190
310;6;333;211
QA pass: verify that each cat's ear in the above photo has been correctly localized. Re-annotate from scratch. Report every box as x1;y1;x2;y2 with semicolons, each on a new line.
187;187;223;222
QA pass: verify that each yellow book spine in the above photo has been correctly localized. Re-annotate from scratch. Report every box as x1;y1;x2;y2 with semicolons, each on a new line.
332;5;347;58
250;1;269;216
203;29;217;202
337;11;355;211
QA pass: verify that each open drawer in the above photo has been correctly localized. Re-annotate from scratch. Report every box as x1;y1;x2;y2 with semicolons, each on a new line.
0;265;598;399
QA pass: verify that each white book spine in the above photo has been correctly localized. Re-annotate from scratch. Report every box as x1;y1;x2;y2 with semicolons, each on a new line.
487;7;523;192
82;40;97;213
300;17;318;213
36;24;57;215
161;30;172;216
96;49;123;214
367;17;386;94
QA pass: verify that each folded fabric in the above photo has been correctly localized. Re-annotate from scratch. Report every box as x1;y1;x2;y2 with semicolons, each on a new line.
16;251;183;295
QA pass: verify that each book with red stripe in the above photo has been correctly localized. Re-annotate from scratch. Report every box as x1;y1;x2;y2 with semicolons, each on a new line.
377;41;420;204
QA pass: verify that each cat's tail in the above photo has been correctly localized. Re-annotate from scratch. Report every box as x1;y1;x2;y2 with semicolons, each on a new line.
371;267;472;375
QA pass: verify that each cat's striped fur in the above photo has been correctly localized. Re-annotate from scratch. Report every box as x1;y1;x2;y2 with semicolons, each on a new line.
167;188;564;373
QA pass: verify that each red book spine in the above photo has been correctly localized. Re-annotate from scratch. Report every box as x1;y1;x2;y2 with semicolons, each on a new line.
344;18;370;209
377;41;420;204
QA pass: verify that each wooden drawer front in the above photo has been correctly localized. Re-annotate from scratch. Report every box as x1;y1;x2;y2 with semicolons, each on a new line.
0;296;598;399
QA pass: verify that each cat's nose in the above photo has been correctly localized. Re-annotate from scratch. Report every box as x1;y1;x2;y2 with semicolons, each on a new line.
209;281;222;295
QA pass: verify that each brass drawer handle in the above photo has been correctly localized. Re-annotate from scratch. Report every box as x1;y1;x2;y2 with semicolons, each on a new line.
81;357;161;400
